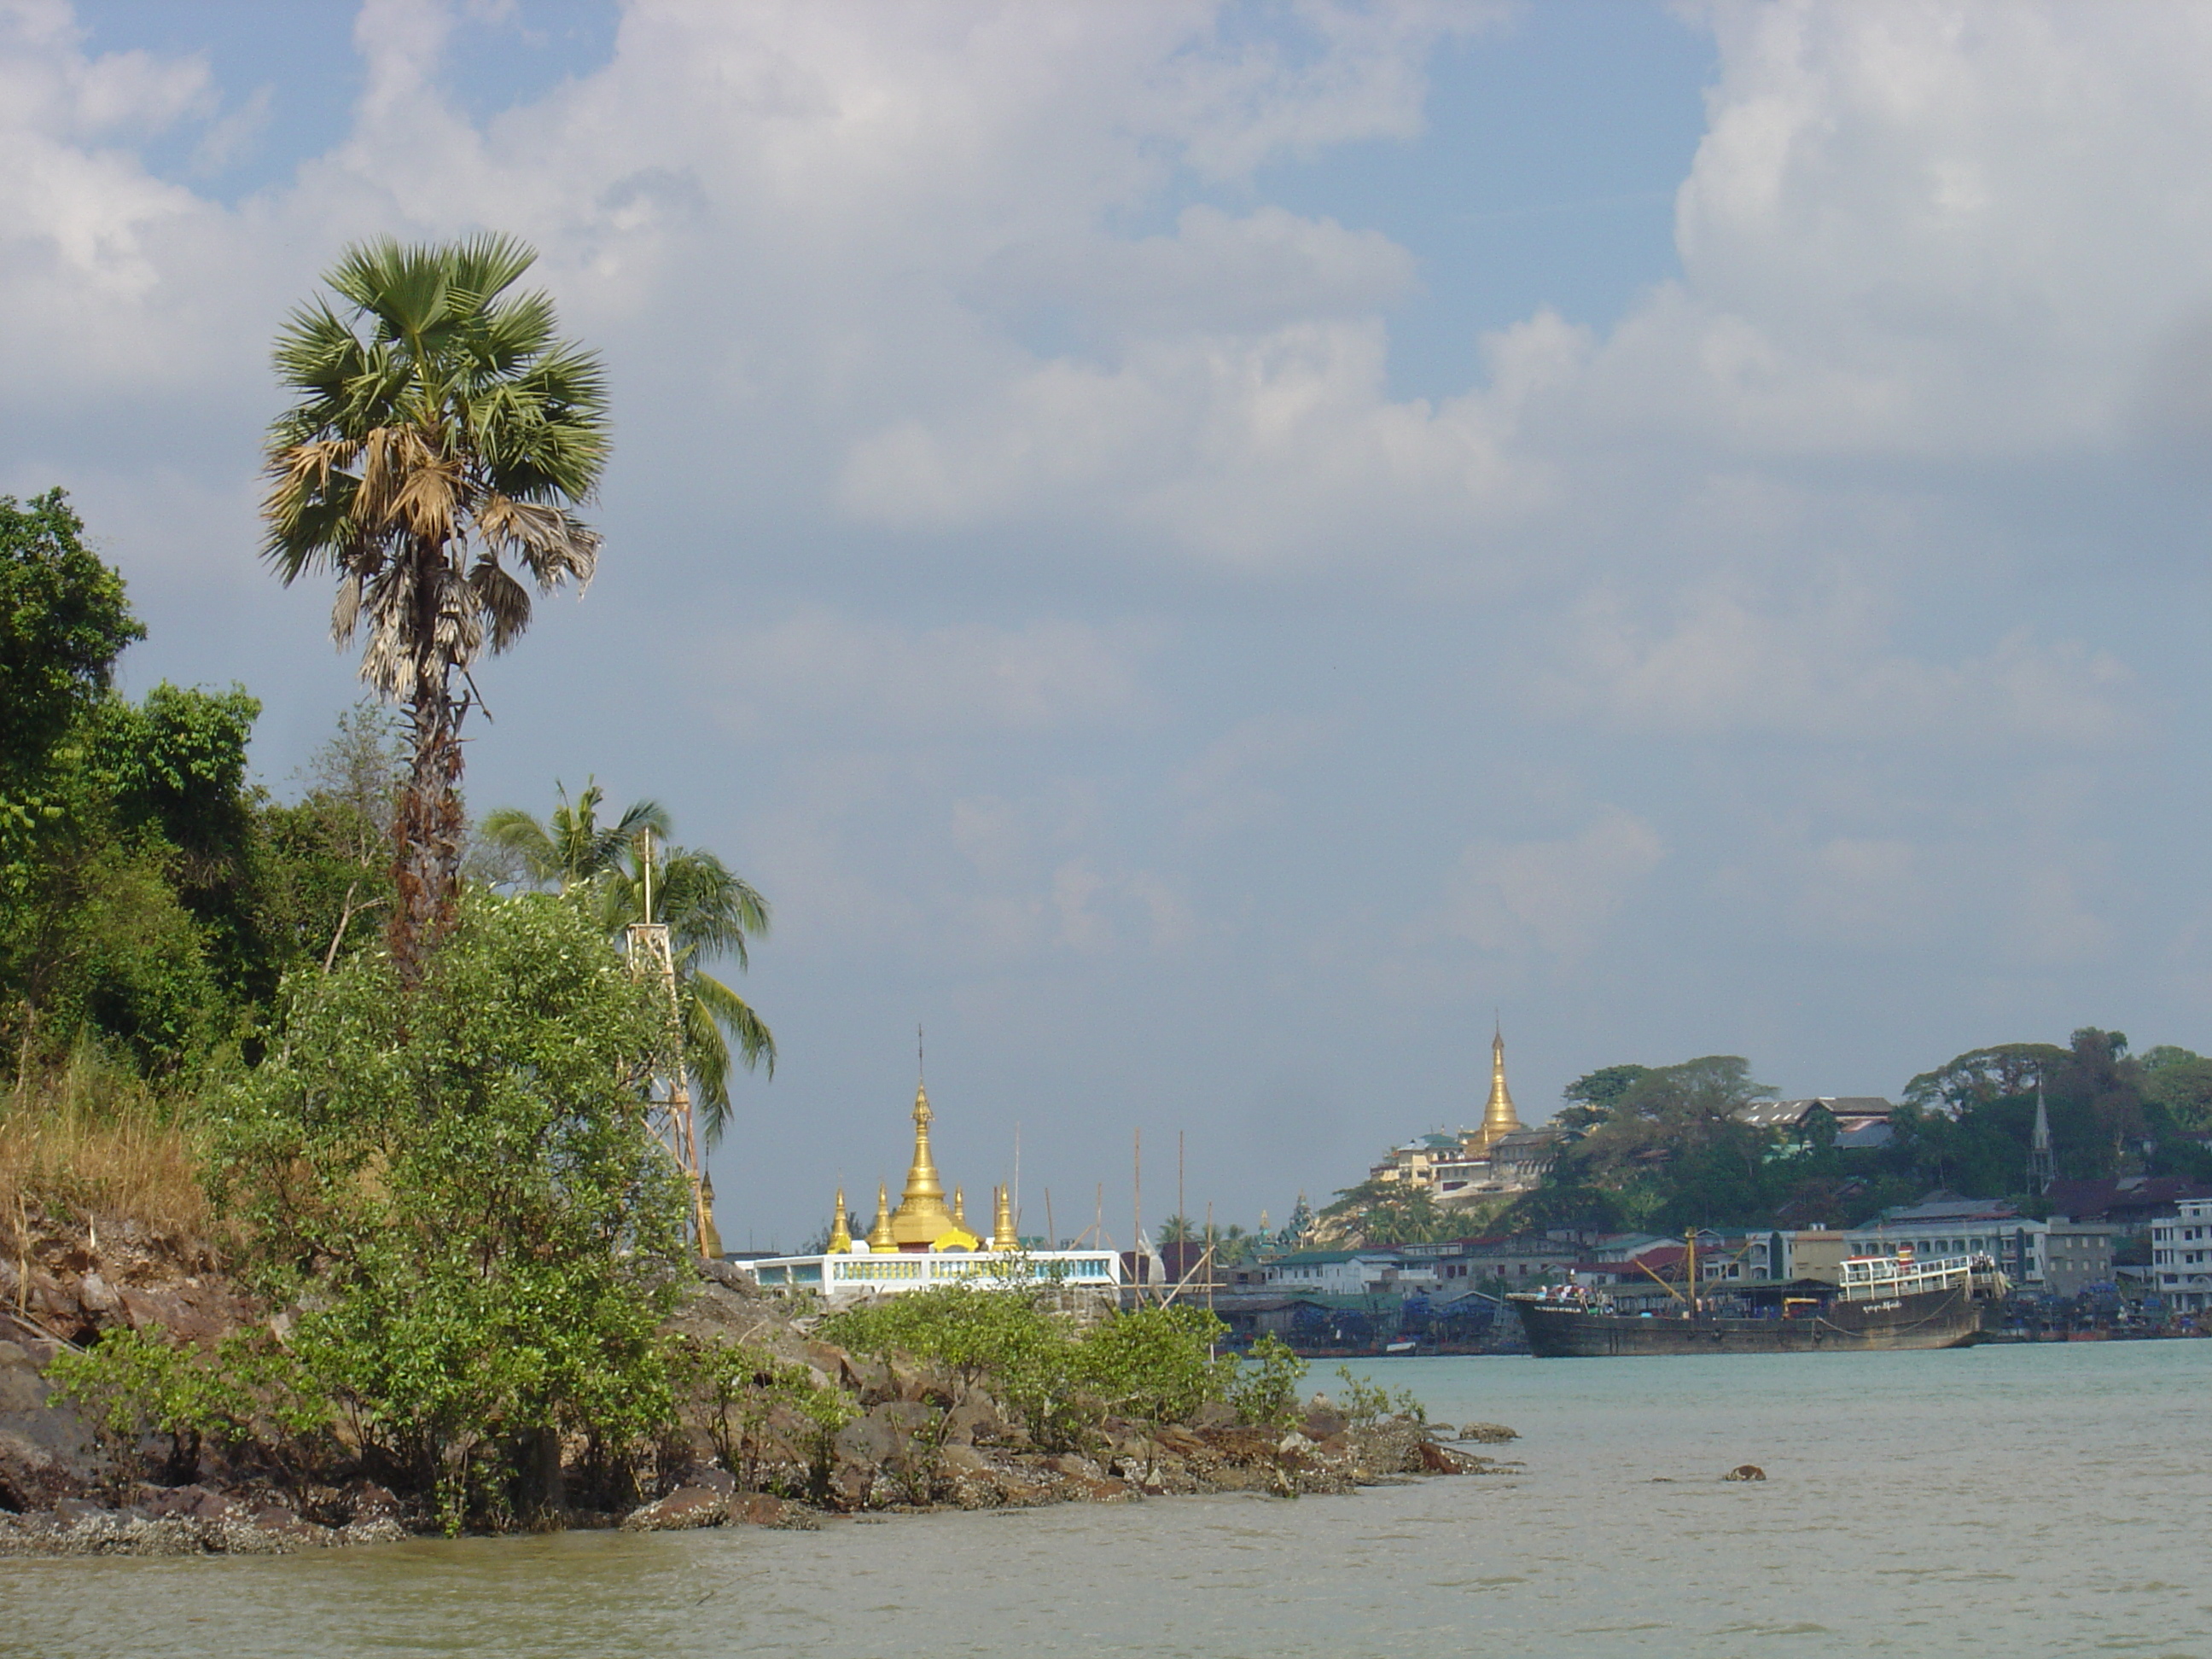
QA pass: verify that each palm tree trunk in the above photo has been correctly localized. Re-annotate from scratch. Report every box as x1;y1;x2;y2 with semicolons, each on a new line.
388;546;467;978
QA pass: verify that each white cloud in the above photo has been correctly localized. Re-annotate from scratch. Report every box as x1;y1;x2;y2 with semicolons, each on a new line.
701;608;1155;738
1580;1;2212;457
1535;585;2138;748
1441;807;1665;961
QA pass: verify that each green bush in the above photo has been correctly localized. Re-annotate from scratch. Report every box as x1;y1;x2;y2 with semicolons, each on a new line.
1074;1304;1227;1426
48;1327;325;1487
208;891;690;1531
1228;1334;1308;1429
671;1336;853;1498
1333;1364;1424;1425
823;1288;1233;1445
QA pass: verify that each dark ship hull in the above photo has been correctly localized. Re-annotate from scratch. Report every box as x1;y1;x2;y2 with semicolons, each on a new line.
1511;1287;1982;1357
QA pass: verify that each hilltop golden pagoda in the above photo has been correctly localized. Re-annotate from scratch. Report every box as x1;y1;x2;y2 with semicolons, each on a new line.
1467;1027;1523;1157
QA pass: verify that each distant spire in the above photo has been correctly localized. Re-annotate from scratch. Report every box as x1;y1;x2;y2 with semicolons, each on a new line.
2029;1074;2055;1196
827;1186;852;1254
991;1184;1019;1251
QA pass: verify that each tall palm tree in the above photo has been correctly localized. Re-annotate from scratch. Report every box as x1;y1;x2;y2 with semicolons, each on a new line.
600;837;775;1146
261;234;608;975
479;780;666;894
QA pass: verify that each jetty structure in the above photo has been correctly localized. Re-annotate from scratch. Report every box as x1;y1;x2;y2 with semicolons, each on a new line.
739;1074;1121;1303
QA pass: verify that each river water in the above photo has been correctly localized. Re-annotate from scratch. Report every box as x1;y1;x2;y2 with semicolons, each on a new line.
5;1341;2208;1658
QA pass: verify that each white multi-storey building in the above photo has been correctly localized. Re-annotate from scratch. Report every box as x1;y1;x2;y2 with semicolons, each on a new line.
2151;1197;2212;1312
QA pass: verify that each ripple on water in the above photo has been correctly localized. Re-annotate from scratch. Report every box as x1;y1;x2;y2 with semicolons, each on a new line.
3;1343;2209;1659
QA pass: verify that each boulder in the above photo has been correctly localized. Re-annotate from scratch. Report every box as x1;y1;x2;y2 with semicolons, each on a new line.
1724;1464;1767;1482
1186;1400;1238;1430
1414;1441;1469;1474
137;1484;218;1521
833;1413;899;1466
940;1444;989;1475
1457;1422;1520;1443
871;1400;938;1436
620;1485;731;1531
344;1481;403;1525
1300;1406;1349;1441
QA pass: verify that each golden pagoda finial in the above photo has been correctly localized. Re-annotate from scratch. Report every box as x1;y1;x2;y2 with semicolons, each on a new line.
953;1186;967;1227
827;1186;852;1254
991;1184;1018;1251
867;1180;898;1252
1472;1024;1522;1155
890;1041;955;1247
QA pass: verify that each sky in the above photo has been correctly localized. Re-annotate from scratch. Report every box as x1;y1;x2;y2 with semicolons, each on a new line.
9;0;2212;1248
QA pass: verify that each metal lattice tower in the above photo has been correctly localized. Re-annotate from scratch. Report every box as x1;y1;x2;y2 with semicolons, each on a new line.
626;832;715;1259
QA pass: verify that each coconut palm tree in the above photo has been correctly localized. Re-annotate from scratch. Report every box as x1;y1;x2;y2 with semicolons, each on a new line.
600;837;774;1145
478;780;666;894
261;234;608;975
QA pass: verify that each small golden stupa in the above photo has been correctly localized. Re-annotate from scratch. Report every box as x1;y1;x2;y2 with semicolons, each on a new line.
865;1181;897;1252
826;1187;853;1254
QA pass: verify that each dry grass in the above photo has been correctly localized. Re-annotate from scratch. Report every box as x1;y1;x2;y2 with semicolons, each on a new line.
1;1045;210;1241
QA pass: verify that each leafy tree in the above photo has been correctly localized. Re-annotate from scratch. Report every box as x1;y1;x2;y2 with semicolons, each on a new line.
262;235;609;976
486;786;775;1139
1321;1177;1454;1245
0;489;143;812
1903;1042;2068;1113
2140;1045;2212;1133
208;892;687;1528
1556;1063;1651;1135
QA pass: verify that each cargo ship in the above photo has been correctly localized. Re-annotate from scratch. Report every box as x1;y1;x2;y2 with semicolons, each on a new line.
1510;1247;2001;1358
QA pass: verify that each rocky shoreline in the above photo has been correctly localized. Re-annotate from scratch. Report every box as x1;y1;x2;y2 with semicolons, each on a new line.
1;1246;1518;1557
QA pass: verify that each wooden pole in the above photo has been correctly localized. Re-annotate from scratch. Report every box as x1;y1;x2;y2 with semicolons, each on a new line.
1045;1187;1057;1250
1133;1126;1143;1299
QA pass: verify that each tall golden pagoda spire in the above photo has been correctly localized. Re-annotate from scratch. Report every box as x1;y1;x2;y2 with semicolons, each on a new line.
827;1187;852;1254
890;1067;956;1249
1472;1025;1522;1156
866;1180;897;1252
991;1184;1018;1251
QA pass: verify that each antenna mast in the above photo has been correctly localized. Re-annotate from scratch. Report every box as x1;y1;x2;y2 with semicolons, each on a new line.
627;827;714;1259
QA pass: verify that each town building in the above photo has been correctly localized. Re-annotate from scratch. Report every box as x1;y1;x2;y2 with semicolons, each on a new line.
1416;1236;1580;1287
1262;1249;1442;1296
2042;1221;2119;1296
2150;1196;2212;1311
2046;1176;2212;1231
1732;1097;1898;1149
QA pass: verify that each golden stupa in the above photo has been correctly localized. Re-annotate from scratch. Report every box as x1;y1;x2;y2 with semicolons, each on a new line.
1468;1027;1523;1157
837;1062;1009;1254
889;1080;958;1248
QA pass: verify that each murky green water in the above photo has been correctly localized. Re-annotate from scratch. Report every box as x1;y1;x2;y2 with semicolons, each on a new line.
4;1342;2208;1658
